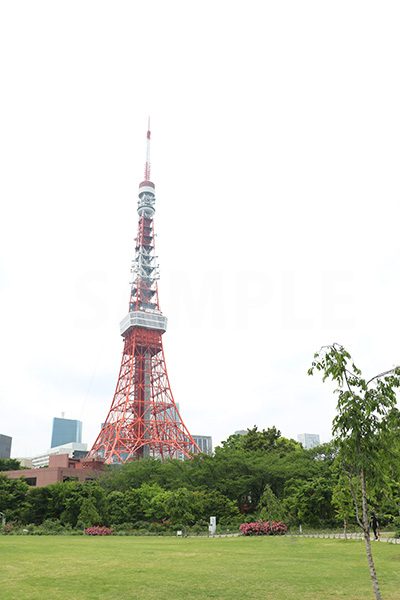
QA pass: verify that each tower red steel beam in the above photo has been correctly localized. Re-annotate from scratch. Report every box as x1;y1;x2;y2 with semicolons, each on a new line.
89;123;199;463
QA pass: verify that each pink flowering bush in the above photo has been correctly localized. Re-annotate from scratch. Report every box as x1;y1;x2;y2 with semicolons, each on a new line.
84;526;113;536
239;521;288;536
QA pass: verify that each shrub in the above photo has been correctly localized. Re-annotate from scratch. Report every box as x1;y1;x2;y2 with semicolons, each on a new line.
147;522;168;534
189;524;206;535
84;526;113;536
0;523;15;535
110;522;135;533
40;519;67;534
239;520;288;536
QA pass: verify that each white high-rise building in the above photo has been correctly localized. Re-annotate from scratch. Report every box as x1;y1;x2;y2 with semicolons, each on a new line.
297;433;320;449
31;442;88;468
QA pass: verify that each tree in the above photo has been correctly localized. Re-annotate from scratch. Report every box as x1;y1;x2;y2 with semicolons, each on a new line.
331;463;356;537
221;426;283;452
257;484;286;522
306;441;337;464
107;491;131;525
164;487;197;527
0;475;29;522
284;477;336;528
46;480;107;527
199;489;240;525
0;459;21;472
123;488;144;524
77;497;101;528
25;487;51;524
309;343;400;600
100;458;165;492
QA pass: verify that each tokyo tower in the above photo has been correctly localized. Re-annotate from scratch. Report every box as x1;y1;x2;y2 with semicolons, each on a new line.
89;122;199;463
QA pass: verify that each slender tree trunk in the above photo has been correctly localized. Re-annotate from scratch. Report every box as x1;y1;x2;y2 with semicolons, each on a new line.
360;469;382;600
343;518;347;540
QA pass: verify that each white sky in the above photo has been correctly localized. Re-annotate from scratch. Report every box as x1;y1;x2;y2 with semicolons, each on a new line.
1;1;400;458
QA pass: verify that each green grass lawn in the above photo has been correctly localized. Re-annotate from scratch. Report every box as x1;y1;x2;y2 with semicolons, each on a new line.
0;536;399;599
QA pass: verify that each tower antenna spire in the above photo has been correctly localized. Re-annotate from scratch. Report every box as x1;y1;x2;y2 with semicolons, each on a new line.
144;116;151;181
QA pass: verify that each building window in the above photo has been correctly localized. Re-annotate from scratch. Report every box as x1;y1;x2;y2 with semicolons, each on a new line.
24;477;37;486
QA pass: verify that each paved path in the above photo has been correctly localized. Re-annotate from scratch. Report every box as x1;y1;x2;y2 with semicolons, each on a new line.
191;532;400;543
288;532;400;544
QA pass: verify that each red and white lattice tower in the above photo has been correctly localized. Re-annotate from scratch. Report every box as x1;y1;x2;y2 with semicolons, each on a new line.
89;122;199;463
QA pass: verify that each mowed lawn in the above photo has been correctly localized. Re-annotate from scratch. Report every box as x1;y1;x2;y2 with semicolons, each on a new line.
1;536;400;600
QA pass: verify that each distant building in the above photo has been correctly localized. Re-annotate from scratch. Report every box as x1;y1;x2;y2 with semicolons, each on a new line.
51;417;82;448
161;404;208;458
5;454;104;488
234;430;247;436
16;457;33;468
0;434;12;458
32;442;88;469
297;433;320;449
192;435;213;455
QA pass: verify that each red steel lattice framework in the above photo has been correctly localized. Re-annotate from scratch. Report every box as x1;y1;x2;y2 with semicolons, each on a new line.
89;123;199;463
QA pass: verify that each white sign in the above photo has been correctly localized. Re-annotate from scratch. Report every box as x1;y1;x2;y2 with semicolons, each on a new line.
209;516;217;536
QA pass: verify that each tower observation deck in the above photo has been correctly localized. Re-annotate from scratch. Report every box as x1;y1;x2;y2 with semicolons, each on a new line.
89;123;199;463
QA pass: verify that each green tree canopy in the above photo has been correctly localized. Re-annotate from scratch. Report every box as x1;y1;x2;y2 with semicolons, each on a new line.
0;459;21;472
77;497;101;528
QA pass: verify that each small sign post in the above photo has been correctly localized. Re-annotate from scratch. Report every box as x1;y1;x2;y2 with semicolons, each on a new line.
209;516;216;536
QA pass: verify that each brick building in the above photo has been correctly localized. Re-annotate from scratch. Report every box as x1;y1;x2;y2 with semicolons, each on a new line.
5;454;104;487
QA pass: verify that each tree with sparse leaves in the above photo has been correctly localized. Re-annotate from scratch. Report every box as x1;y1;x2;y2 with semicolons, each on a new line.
309;343;400;600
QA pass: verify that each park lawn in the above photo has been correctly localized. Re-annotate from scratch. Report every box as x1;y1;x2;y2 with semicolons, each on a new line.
0;536;399;600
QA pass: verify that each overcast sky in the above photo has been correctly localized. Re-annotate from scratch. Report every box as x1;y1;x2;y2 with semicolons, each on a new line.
1;1;400;458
